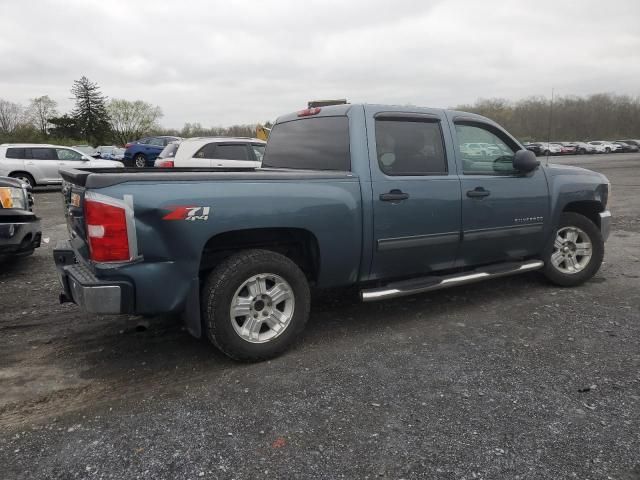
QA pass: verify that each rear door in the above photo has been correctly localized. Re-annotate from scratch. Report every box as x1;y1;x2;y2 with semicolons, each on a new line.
26;147;59;183
366;107;462;280
449;118;550;266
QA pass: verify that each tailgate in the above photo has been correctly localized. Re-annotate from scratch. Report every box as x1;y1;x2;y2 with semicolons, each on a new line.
60;177;91;261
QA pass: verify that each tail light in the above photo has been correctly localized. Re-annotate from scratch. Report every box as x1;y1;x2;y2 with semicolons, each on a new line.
125;142;133;148
297;107;321;117
84;193;135;262
155;159;174;168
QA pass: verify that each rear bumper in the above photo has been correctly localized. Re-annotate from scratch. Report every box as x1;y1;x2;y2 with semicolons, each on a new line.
599;210;611;241
53;240;134;314
0;212;42;257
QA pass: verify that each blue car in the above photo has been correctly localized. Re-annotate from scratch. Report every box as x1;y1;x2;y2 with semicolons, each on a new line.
123;136;181;167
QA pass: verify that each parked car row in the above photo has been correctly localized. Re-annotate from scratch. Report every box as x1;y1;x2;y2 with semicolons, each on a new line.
524;139;640;156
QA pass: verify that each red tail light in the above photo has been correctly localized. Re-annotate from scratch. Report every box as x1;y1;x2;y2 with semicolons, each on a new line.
85;195;131;262
155;159;174;168
125;142;133;148
297;107;321;117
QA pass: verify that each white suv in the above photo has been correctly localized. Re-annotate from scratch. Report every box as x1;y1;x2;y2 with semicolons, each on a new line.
154;137;265;168
0;144;123;187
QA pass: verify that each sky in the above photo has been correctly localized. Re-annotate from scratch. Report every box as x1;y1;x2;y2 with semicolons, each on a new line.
1;0;639;128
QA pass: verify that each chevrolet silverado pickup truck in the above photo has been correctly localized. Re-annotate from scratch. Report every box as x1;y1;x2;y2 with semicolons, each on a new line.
53;104;611;361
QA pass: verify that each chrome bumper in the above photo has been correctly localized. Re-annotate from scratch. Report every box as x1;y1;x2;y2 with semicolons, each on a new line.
53;241;134;314
599;210;611;241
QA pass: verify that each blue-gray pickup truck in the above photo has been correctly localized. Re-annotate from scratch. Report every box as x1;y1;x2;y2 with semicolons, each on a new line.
54;104;611;361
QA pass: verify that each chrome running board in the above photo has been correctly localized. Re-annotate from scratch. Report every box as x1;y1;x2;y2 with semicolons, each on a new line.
360;260;544;302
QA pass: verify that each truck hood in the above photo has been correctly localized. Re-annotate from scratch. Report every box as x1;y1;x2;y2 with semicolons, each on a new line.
85;159;124;168
543;163;607;182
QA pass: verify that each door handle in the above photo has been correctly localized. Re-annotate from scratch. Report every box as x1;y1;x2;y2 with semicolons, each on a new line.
466;187;490;198
380;189;409;202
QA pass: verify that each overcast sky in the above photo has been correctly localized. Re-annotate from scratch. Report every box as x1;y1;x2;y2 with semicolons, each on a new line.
1;0;639;127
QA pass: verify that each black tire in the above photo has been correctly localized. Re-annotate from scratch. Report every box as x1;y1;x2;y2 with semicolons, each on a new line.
133;153;147;168
201;249;310;361
605;147;611;154
9;172;35;188
544;150;550;156
542;212;604;287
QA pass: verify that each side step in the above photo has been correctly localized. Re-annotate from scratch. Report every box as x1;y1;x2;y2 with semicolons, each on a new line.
360;260;544;302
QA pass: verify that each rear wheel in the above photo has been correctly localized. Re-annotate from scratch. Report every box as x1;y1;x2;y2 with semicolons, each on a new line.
201;249;310;361
134;154;147;168
605;147;611;154
543;212;604;287
9;172;35;188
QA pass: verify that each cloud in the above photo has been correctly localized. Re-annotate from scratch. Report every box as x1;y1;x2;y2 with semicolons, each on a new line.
0;0;638;127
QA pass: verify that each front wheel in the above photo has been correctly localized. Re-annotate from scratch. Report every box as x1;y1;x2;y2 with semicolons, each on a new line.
201;249;310;361
543;212;604;287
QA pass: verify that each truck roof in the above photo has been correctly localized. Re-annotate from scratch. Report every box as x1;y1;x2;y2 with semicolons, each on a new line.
275;103;494;126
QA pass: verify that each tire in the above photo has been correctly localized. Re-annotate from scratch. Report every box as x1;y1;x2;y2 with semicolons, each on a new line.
201;249;311;361
543;150;550;156
9;172;35;188
542;212;604;287
605;147;611;154
133;153;147;168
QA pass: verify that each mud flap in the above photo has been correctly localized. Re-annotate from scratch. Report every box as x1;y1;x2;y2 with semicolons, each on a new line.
181;277;202;338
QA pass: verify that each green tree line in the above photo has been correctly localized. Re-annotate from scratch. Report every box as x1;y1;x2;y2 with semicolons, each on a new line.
455;93;640;142
0;76;267;146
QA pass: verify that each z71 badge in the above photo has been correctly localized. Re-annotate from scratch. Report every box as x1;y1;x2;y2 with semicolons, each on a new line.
162;206;211;221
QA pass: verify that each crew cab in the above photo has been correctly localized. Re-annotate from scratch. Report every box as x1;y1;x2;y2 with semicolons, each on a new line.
53;104;612;361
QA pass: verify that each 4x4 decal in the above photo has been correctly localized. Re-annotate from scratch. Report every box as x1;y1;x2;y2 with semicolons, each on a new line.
162;206;211;221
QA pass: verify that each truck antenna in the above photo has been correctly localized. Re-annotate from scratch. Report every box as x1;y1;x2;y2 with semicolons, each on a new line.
546;87;554;166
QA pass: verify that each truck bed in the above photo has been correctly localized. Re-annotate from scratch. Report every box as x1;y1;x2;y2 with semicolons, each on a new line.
60;167;356;189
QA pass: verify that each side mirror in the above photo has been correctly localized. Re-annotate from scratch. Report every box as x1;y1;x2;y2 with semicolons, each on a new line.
513;149;539;172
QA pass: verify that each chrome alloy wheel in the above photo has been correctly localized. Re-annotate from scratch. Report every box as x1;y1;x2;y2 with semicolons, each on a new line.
551;226;593;274
229;273;295;344
134;155;146;168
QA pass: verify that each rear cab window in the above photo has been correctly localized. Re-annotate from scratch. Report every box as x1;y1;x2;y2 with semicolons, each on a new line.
262;116;350;171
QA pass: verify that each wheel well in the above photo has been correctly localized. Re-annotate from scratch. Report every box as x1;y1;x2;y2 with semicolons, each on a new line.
563;200;603;227
200;228;320;284
9;171;35;184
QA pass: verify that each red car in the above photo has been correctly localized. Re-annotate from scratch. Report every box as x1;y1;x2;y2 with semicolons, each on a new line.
553;143;577;155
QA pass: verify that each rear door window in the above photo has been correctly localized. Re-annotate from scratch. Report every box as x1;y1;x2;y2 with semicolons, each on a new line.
30;148;57;160
148;137;164;147
262;116;350;171
195;143;251;160
374;118;447;175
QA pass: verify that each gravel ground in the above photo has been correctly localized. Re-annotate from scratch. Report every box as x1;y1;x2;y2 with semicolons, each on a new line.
1;154;639;479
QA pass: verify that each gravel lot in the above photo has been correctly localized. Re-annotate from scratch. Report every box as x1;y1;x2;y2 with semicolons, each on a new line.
1;154;639;479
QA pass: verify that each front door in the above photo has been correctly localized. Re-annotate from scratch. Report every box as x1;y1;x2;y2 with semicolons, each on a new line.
368;109;462;280
449;118;550;266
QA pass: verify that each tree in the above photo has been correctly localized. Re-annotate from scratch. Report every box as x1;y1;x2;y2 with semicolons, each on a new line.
107;99;163;145
28;95;58;135
71;76;111;144
48;114;81;140
0;99;24;134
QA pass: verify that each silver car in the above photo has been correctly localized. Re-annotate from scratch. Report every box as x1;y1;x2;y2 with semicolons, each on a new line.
0;144;124;188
